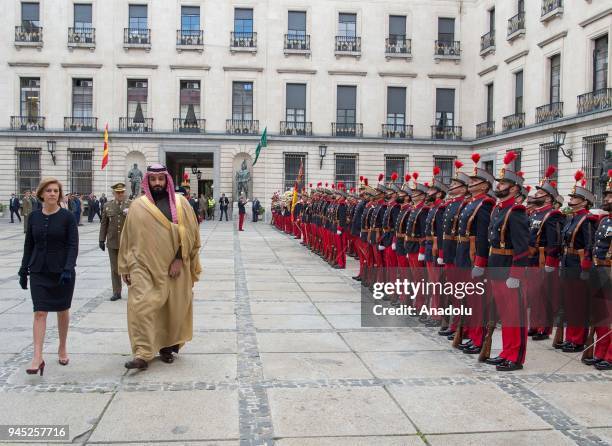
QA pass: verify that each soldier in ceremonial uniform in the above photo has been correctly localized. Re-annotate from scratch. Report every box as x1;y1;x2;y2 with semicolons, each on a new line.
360;180;380;286
392;175;413;303
99;183;132;301
380;173;402;284
332;183;349;269
350;178;368;281
484;151;530;371
368;175;390;285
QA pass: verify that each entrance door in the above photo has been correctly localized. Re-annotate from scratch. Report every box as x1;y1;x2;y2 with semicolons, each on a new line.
199;179;213;198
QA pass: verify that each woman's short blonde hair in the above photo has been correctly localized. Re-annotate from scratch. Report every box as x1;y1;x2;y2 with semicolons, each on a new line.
36;177;64;205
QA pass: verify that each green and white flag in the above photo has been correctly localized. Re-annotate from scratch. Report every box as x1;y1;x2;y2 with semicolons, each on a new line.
252;127;267;166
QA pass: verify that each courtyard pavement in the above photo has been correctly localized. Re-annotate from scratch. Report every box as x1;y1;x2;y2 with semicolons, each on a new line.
0;216;610;445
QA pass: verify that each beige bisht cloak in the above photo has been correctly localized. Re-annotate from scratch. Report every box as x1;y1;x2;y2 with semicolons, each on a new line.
118;194;202;361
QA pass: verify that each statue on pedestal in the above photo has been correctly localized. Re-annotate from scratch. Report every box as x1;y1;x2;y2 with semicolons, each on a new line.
235;160;251;198
128;163;143;197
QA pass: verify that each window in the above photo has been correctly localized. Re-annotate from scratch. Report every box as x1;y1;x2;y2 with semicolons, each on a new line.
288;11;306;38
180;80;201;120
127;79;148;119
438;18;455;42
74;4;92;28
506;148;522;172
550;55;561;103
434;156;455;185
129;4;147;29
181;6;200;31
338;13;356;37
593;35;608;91
21;2;40;28
232;81;253;121
483;159;494;175
486;83;494;122
435;88;455;127
72;79;93;118
514;70;523;114
283;153;306;192
489;8;495;32
20;77;40;118
234;8;253;34
385;156;407;182
335;154;357;191
286;84;306;123
389;15;406;40
387;87;406;127
518;0;525;13
337;86;356;124
70;150;93;195
16;148;40;196
582;135;607;205
539;143;559;181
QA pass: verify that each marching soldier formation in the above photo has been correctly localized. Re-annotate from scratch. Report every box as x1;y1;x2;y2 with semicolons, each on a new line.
271;153;612;372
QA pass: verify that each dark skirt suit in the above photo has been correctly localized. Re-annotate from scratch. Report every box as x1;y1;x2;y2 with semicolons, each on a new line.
20;209;79;312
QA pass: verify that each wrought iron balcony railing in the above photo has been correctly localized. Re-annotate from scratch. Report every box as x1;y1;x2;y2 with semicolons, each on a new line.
507;12;525;38
11;116;45;131
177;29;203;46
431;125;462;140
502;113;526;132
284;34;310;51
382;124;413;139
230;32;257;49
535;102;563;123
480;31;495;53
335;36;361;53
434;40;461;57
226;119;259;135
476;121;495;138
332;122;363;137
280;121;312;136
119;117;153;132
385;37;411;55
15;25;42;43
68;27;95;45
542;0;563;17
124;28;151;45
174;118;206;133
577;88;612;114
64;117;98;131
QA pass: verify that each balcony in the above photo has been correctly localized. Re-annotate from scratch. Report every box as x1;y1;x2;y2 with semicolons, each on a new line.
64;117;98;132
14;25;43;49
434;40;460;62
332;122;363;137
502;113;525;132
173;118;206;133
176;30;203;52
68;27;95;50
577;88;612;114
284;34;311;56
476;121;495;138
226;119;259;135
507;12;526;41
385;37;412;60
536;102;563;124
480;31;495;56
335;36;361;58
431;125;462;140
119;117;153;132
11;116;45;131
230;32;257;53
541;0;563;22
382;124;413;139
280;121;312;136
123;28;151;51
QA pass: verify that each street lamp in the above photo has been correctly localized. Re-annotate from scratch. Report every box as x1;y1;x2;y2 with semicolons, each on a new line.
319;144;327;169
553;130;572;162
191;165;198;175
46;140;57;165
196;170;202;180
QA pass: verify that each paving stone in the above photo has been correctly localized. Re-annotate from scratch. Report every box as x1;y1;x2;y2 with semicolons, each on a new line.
123;353;237;382
340;331;445;352
180;332;238;354
250;302;319;315
256;332;350;353
252;314;332;330
276;436;425;445
0;330;34;353
0;299;24;313
360;351;474;379
427;430;577;445
315;302;363;315
307;291;361;302
194;313;237;329
43;330;132;355
261;352;373;380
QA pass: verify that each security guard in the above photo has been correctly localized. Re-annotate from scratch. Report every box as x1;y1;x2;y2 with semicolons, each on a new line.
99;182;132;301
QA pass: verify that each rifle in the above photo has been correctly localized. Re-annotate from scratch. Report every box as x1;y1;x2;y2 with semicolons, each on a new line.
452;317;463;348
479;320;496;362
581;326;596;361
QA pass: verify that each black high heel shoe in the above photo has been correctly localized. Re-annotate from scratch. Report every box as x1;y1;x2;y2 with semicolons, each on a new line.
26;360;45;376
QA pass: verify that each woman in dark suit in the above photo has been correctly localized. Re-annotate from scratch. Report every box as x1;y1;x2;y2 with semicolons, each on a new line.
19;178;78;376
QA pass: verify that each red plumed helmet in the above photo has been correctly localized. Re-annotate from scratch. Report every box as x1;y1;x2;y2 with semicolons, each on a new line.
471;153;481;164
412;172;419;181
433;166;441;176
331;183;335;189
309;183;312;188
608;169;612;178
424;181;430;187
404;173;410;182
359;175;364;181
550;181;557;188
391;171;398;182
183;172;190;181
364;178;369;186
517;171;524;178
454;160;464;169
526;185;532;192
350;187;355;193
325;182;329;187
574;170;585;182
503;151;517;166
545;165;557;179
378;173;384;182
338;181;344;189
317;182;322;187
581;179;587;187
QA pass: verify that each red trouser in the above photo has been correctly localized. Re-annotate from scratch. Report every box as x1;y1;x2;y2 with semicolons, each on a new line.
354;238;367;277
491;280;528;364
293;220;301;238
384;246;398;284
444;264;458;330
372;244;386;283
334;231;347;268
426;261;442;320
564;280;589;345
407;253;425;309
239;213;245;230
595;326;612;359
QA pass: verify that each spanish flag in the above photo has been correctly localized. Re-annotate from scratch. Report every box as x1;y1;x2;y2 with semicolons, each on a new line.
101;123;109;170
290;159;303;221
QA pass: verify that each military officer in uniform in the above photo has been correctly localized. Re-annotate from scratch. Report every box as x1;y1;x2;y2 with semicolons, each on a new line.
99;183;132;301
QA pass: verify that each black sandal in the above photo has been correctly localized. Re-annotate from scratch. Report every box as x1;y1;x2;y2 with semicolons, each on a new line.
159;348;174;364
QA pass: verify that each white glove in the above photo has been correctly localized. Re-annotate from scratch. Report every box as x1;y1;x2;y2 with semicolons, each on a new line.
506;277;520;289
378;245;385;251
544;266;555;273
471;266;485;278
391;242;396;251
437;257;445;266
417;253;425;262
336;230;342;235
580;270;590;281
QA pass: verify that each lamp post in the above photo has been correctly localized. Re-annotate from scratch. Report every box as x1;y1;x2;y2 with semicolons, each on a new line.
553;130;572;162
46;140;57;165
191;165;198;175
319;144;327;169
